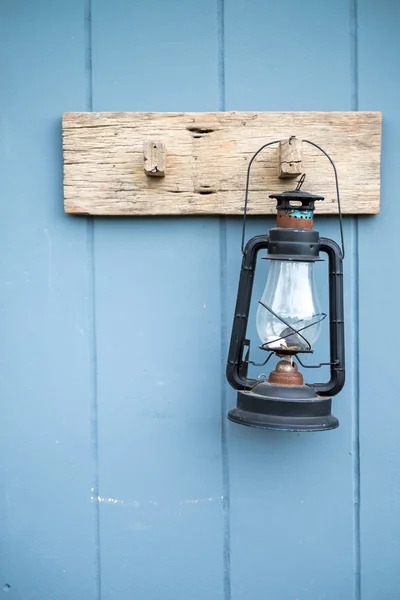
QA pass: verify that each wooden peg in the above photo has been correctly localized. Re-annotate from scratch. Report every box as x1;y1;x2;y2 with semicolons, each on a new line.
278;137;303;178
144;141;166;177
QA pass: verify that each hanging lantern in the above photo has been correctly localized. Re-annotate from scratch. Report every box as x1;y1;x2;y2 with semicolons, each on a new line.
226;139;345;432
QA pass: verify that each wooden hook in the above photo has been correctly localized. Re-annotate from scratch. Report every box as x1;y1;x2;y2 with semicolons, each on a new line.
278;137;303;178
144;141;166;177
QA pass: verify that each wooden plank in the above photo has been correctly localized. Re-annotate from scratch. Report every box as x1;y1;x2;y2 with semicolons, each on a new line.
63;111;381;216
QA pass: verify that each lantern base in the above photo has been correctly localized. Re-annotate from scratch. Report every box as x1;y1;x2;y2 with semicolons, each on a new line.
228;381;338;432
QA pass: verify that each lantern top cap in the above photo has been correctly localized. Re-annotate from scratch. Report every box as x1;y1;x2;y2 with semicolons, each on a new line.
269;189;325;202
269;188;324;215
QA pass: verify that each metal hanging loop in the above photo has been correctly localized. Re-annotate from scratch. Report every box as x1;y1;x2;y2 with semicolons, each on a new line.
301;139;345;259
241;138;345;259
241;140;280;254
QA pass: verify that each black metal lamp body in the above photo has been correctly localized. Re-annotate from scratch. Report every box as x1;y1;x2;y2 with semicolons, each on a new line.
226;189;345;432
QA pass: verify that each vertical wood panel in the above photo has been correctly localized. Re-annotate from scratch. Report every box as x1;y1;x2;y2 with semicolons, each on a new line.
225;0;351;112
91;1;225;598
224;1;358;598
358;1;400;598
0;2;98;598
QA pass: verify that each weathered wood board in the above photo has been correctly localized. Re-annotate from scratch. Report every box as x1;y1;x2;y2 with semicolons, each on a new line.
62;112;382;215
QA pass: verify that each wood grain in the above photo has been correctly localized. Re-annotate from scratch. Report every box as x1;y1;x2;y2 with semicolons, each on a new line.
62;111;382;215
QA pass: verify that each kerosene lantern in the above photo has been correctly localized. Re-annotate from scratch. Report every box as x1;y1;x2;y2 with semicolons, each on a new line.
226;139;345;432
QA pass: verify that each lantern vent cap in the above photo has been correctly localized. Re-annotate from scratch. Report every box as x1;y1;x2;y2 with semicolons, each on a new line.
269;189;325;202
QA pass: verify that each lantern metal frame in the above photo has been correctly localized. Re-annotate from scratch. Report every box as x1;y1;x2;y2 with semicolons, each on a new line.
226;235;345;394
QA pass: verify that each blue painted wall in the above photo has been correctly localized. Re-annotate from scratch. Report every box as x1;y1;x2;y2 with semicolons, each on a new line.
0;1;396;599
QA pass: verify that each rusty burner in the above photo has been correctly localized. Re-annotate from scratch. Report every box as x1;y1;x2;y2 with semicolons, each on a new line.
268;359;304;386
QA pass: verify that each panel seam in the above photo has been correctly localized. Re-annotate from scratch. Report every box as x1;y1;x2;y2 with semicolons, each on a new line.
218;1;231;600
85;1;102;598
350;0;361;598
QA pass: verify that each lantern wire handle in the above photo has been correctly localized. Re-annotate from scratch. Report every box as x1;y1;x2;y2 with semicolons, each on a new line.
241;140;281;254
302;139;345;259
241;138;345;259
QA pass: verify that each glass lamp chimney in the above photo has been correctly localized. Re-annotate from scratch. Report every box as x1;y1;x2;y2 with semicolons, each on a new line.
256;260;322;352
